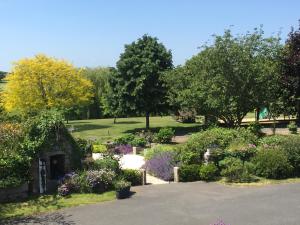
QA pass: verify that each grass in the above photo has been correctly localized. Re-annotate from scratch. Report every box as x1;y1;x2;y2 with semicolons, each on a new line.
0;192;115;220
0;80;6;91
67;116;202;142
219;177;300;187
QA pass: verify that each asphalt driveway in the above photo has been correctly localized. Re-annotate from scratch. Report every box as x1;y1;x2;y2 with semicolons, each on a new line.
4;182;300;225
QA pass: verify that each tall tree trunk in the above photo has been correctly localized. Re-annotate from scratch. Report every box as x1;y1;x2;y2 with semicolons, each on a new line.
255;108;260;122
113;117;117;124
146;112;150;130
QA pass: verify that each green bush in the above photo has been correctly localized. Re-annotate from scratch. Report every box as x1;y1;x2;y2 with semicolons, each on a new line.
258;135;300;176
121;169;142;186
144;145;175;160
153;128;175;143
92;144;107;153
252;147;293;179
178;150;202;165
179;127;258;165
226;142;257;162
247;121;262;136
92;155;121;174
114;134;147;147
75;138;92;157
199;163;219;181
287;121;298;134
220;157;255;183
131;137;147;147
179;164;201;182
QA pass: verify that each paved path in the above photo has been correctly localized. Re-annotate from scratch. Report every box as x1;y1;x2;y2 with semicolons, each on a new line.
5;182;300;225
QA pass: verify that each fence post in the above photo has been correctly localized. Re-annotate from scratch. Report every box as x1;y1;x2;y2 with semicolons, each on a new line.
140;169;146;185
174;167;179;183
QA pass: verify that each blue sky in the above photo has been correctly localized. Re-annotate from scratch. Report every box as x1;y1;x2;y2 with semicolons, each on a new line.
1;0;299;71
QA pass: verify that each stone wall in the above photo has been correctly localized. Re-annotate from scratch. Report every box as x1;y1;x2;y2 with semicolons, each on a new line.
0;183;28;203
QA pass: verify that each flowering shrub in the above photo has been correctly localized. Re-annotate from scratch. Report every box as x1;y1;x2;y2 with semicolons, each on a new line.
86;169;116;192
58;169;116;195
144;151;177;181
114;145;133;155
58;184;70;196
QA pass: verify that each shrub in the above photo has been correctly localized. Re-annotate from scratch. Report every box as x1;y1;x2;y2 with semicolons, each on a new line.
252;147;293;179
75;138;92;157
288;121;298;134
114;134;147;147
178;150;202;165
179;127;258;164
259;135;300;176
220;157;254;183
144;145;175;160
92;155;121;174
226;142;257;162
153;128;175;143
114;179;131;191
58;184;71;197
179;164;201;182
114;134;135;145
92;144;107;153
199;163;219;181
59;169;116;194
247;121;262;136
144;151;177;181
121;169;142;186
130;137;147;147
86;169;116;193
114;145;133;155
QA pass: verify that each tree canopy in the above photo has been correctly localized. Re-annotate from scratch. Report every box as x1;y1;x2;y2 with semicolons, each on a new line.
2;54;93;116
164;29;282;126
111;34;173;129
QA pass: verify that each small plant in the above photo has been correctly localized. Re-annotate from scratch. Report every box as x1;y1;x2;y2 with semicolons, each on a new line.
92;155;121;173
130;137;147;147
287;121;298;134
178;164;201;182
114;179;131;191
57;184;71;197
121;169;142;186
153;127;175;143
199;163;219;181
144;144;175;160
226;142;257;162
114;134;135;145
114;179;131;199
92;144;107;153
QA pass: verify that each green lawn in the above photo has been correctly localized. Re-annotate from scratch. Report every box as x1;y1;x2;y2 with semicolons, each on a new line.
0;80;6;91
67;116;202;142
0;192;115;220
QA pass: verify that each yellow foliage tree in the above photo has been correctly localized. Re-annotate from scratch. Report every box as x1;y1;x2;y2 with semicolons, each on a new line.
2;54;93;115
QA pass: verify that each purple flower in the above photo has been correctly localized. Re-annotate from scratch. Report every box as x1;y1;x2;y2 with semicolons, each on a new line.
144;151;177;181
114;144;133;155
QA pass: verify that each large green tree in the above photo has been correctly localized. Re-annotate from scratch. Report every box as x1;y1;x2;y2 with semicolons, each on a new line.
281;22;300;118
82;67;113;119
113;34;173;129
165;29;282;127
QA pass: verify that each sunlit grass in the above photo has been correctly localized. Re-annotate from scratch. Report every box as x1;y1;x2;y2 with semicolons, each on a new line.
0;191;115;220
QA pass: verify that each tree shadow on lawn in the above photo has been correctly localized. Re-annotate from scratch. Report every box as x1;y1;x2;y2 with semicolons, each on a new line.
2;212;75;225
0;195;75;225
72;124;111;132
114;121;143;125
124;124;203;136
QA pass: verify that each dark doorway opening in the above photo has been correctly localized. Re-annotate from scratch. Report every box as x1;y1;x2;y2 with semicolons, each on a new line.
50;154;65;180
